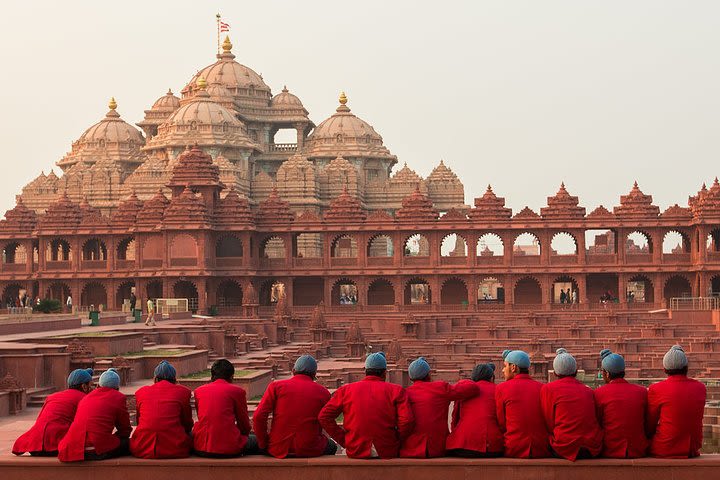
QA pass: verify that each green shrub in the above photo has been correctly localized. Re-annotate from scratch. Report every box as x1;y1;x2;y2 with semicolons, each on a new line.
208;305;219;316
35;299;62;313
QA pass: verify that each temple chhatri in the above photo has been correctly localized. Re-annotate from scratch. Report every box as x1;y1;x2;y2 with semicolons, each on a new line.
2;32;720;476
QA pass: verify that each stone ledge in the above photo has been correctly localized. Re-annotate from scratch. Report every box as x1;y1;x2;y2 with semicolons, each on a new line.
2;455;720;480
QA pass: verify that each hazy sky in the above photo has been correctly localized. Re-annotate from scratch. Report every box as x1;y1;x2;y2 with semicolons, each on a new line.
1;1;718;215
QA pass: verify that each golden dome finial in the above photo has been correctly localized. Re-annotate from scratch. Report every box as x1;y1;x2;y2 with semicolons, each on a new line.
108;97;117;110
339;91;348;105
222;35;232;53
197;76;208;90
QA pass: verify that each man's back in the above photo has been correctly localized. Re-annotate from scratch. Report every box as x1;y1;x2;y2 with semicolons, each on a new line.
254;375;331;458
193;379;250;455
594;379;648;458
447;380;502;455
495;374;550;458
319;376;414;458
647;375;706;458
130;380;193;458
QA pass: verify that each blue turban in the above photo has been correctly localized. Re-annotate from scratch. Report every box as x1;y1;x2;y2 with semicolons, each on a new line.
502;349;531;369
471;363;495;382
99;368;120;389
365;351;387;370
154;360;177;380
408;357;431;380
553;348;577;375
600;349;625;374
67;368;93;387
663;345;688;370
294;354;318;375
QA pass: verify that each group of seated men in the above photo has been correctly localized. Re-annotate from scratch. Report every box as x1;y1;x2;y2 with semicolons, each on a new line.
12;344;706;462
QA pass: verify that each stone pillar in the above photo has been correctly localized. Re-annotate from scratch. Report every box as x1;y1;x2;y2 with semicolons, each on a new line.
393;232;403;268
651;229;662;265
654;274;665;309
505;275;514;308
577;274;588;305
618;273;627;305
576;230;586;264
38;237;46;271
504;233;514;266
395;277;405;305
542;275;552;310
616;228;626;266
295;123;305;149
466;233;478;267
539;231;550;266
467;275;478;306
197;231;206;270
699;272;710;297
358;232;368;268
196;277;208;312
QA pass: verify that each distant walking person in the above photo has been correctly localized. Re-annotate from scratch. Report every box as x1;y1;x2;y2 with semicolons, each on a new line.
129;292;137;316
145;298;156;326
66;295;73;313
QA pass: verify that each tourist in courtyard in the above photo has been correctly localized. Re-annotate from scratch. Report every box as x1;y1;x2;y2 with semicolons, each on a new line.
130;361;193;459
254;354;336;458
66;294;72;313
541;348;603;460
445;363;502;457
400;357;479;457
193;359;257;457
318;352;415;458
58;369;131;462
145;298;156;326
129;292;136;316
593;349;648;458
495;349;551;458
13;368;93;456
646;345;706;458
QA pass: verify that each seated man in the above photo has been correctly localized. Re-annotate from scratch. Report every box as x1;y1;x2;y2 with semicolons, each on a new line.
594;349;648;458
318;352;414;458
495;350;551;458
541;348;603;461
646;345;706;458
130;361;193;459
13;368;93;456
401;357;479;458
254;355;336;458
446;363;502;457
193;359;256;457
58;369;131;462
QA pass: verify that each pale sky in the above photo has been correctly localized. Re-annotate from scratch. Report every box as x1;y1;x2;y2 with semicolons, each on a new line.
1;1;718;215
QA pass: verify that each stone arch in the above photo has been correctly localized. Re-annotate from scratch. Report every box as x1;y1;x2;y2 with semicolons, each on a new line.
550;232;578;255
513;276;542;304
367;278;395;305
585;229;616;255
441;277;468;304
294;233;322;258
116;281;135;309
627;275;654;303
2;242;27;264
146;280;163;300
476;233;503;257
440;233;468;257
404;277;431;305
260;236;285;258
216;234;243;257
404;234;430;257
81;238;107;261
46;238;72;261
331;235;358;258
46;282;71;303
478;277;504;303
117;237;135;261
625;230;652;254
259;279;285;306
552;275;579;303
331;278;358;305
2;283;26;306
587;273;619;304
173;280;199;312
142;236;163;260
513;232;540;256
707;228;720;252
664;275;692;305
170;233;198;258
293;277;324;306
711;274;720;296
217;279;243;308
81;282;107;308
367;234;394;257
662;230;690;254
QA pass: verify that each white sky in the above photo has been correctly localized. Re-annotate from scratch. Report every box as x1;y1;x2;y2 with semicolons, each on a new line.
1;0;718;215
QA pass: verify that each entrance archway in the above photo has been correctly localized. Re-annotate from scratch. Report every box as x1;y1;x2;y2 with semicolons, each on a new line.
664;276;692;306
47;282;71;303
478;277;504;303
552;276;578;304
514;277;542;304
293;277;324;306
146;280;163;301
116;281;135;310
173;280;199;312
404;278;431;305
587;273;618;304
627;275;654;303
81;282;107;308
368;279;394;305
259;279;285;306
441;277;468;304
217;280;243;309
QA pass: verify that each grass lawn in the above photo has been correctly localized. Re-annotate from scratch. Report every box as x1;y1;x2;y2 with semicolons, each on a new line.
180;369;254;379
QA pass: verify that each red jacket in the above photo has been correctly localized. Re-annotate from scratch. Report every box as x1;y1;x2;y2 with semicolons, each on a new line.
594;378;649;458
253;374;331;458
446;380;502;455
646;375;706;458
192;379;250;455
318;376;415;459
13;388;86;455
130;380;193;459
541;376;603;460
495;373;550;458
58;387;131;462
401;379;479;457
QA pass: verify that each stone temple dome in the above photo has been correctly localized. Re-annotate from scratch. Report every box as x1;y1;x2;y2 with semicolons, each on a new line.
182;36;271;107
271;86;304;108
152;89;181;110
137;89;181;138
303;92;396;162
57;97;145;172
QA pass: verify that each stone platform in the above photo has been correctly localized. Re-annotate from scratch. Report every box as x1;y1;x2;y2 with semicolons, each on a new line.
1;455;719;480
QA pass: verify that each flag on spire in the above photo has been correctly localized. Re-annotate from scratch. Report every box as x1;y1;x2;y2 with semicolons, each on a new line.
220;21;230;32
